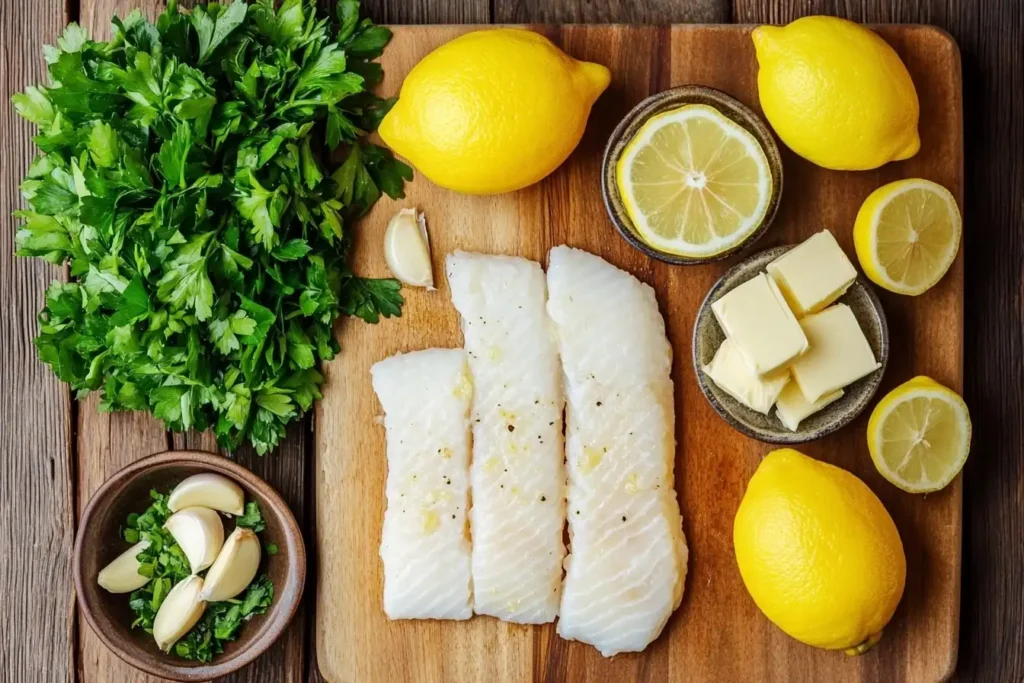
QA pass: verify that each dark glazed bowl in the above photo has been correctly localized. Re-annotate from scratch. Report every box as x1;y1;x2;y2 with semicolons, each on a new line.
692;246;889;444
602;85;784;265
74;451;305;682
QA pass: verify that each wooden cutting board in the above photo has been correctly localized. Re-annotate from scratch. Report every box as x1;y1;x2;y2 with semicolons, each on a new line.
314;24;963;683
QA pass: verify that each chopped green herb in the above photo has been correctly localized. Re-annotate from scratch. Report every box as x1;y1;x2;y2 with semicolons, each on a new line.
174;575;274;662
13;0;409;455
122;490;275;662
235;500;266;533
125;490;195;631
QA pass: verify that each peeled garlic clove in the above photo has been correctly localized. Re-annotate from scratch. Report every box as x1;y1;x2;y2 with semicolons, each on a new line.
200;527;262;602
384;208;434;288
97;540;151;594
168;473;245;516
164;507;225;574
153;575;206;652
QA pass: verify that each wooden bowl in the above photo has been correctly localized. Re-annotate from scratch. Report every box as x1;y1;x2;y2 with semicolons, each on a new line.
692;246;889;444
601;85;784;265
73;450;306;682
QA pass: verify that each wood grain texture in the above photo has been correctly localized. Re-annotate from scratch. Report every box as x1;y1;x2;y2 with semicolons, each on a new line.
492;0;728;23
0;2;76;681
314;24;963;683
361;0;489;24
170;428;310;683
76;399;171;683
732;5;1024;681
72;3;188;683
67;1;308;681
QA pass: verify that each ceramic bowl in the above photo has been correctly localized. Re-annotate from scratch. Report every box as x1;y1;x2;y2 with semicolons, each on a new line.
74;450;305;682
601;85;783;265
692;246;889;444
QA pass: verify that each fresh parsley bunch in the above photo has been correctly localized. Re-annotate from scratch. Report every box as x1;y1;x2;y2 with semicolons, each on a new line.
124;490;275;662
12;0;410;454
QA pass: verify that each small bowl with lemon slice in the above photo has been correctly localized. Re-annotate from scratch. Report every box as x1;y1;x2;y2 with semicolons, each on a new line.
602;85;783;264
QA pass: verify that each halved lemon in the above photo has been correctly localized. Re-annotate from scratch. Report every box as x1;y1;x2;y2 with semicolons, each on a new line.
853;179;962;295
615;104;773;258
867;376;972;493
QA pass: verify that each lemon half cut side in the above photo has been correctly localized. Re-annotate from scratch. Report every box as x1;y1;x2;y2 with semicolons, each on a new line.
854;179;962;296
615;104;773;259
867;376;972;493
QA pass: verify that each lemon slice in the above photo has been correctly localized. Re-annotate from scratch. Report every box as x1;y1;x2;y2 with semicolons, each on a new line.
853;179;961;295
867;376;971;493
615;104;773;258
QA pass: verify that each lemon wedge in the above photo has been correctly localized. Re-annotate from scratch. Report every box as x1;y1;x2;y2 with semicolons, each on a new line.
853;179;961;295
615;104;773;258
867;376;972;493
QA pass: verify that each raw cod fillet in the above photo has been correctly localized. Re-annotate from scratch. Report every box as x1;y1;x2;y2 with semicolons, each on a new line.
447;252;567;623
371;349;474;620
546;246;688;656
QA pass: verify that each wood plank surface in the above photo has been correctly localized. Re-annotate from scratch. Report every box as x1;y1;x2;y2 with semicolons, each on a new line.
170;429;310;683
314;23;963;683
70;2;310;682
492;0;729;23
732;5;1024;681
0;3;76;681
67;0;191;670
0;0;1018;681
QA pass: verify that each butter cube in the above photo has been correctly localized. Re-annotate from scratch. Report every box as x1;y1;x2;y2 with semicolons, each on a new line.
711;273;809;376
789;304;881;402
767;230;858;316
775;382;844;431
703;339;790;415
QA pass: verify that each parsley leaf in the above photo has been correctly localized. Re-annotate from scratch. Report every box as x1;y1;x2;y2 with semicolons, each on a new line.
340;276;404;324
191;0;247;65
235;500;267;533
13;0;409;454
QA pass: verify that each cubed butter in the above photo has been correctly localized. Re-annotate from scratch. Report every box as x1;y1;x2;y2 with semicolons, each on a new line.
789;304;881;402
703;339;790;415
767;230;857;316
775;382;844;431
711;273;809;376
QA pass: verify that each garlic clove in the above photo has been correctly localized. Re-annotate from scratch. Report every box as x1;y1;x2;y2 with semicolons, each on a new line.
153;575;207;652
168;473;245;516
97;540;151;594
164;507;225;574
384;208;434;288
200;527;262;602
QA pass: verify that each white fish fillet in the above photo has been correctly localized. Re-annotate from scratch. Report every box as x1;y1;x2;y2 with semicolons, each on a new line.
546;246;688;656
371;349;474;620
447;252;566;624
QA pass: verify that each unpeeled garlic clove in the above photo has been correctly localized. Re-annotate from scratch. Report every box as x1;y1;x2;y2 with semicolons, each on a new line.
153;575;207;652
200;527;262;602
383;208;434;288
164;507;225;573
97;540;151;594
168;473;245;516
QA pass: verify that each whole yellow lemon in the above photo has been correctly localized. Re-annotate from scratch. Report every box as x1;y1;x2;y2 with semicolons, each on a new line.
734;449;906;654
752;16;920;170
378;28;610;194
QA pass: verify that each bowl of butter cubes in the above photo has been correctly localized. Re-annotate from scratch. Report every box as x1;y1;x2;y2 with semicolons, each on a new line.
692;230;888;444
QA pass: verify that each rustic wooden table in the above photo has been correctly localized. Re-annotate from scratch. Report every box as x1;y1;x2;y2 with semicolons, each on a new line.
0;1;1019;682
